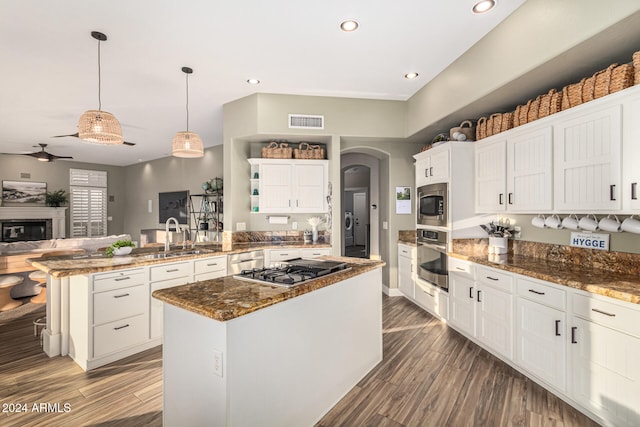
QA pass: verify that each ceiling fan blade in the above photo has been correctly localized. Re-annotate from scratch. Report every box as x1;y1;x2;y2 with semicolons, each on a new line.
52;132;79;138
50;154;74;160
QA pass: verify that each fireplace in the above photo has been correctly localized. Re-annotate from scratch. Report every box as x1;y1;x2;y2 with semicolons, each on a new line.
1;219;52;242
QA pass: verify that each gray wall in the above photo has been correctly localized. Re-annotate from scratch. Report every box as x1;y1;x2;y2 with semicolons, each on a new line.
122;145;224;242
0;155;126;236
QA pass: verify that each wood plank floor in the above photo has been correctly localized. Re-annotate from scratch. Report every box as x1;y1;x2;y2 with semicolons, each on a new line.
0;296;601;426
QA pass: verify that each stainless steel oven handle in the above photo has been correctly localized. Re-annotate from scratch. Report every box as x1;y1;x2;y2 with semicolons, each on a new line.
417;241;447;254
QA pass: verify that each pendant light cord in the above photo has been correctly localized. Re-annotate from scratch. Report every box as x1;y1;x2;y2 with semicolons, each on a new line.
185;72;190;132
97;39;102;111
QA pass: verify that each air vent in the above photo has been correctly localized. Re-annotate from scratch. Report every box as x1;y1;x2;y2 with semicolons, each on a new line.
288;114;324;129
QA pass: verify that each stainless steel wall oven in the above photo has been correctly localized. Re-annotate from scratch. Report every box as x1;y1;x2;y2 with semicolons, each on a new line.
416;229;448;291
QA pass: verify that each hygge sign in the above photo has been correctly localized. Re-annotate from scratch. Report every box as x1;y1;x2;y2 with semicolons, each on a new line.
570;232;610;251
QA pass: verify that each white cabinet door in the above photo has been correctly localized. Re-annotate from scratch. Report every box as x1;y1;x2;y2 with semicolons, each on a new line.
397;244;414;299
415;146;450;187
570;316;640;427
293;163;326;212
622;92;640;212
259;163;293;213
554;104;622;211
506;127;553;212
475;138;507;212
448;273;476;337
516;297;566;391
476;282;513;360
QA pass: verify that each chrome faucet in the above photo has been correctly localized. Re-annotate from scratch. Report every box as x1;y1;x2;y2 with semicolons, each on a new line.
165;217;180;252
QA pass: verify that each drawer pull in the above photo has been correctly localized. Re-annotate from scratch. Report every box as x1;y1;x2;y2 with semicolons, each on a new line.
166;268;180;272
456;267;465;271
311;253;321;256
528;289;545;295
113;293;130;298
555;320;561;336
486;276;499;281
469;287;474;299
422;289;434;297
591;308;616;317
114;324;130;331
114;276;131;282
206;263;218;267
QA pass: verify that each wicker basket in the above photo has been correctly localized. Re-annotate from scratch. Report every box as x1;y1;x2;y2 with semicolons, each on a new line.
610;63;634;94
594;64;617;99
293;142;325;159
261;141;292;159
634;51;640;85
476;117;487;140
538;89;560;118
500;112;514;132
516;100;532;126
449;120;476;141
486;113;502;137
564;78;586;109
527;96;541;123
582;76;596;103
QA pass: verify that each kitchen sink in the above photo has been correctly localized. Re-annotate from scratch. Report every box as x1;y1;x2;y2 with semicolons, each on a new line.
141;249;203;260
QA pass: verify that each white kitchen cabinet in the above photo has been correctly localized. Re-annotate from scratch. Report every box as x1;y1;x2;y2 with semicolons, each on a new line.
414;278;448;320
569;291;640;427
475;138;507;212
149;261;192;340
415;146;449;187
622;91;640;212
248;159;328;214
397;243;415;299
300;247;331;258
194;255;227;281
448;272;476;336
264;247;330;267
515;277;567;392
554;103;622;211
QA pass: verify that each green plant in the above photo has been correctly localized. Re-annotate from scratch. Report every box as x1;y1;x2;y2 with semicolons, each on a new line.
105;239;135;257
45;189;67;207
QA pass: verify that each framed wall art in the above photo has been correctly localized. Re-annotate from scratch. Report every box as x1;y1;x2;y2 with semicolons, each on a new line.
2;180;47;204
158;190;189;225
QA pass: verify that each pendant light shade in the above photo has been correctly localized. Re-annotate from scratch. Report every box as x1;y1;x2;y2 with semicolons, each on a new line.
78;31;123;145
172;67;204;158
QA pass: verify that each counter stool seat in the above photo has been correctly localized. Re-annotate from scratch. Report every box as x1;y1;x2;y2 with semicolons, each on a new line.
0;275;24;311
28;270;47;283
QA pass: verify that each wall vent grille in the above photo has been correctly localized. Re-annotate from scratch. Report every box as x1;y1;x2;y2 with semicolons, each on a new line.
288;114;324;129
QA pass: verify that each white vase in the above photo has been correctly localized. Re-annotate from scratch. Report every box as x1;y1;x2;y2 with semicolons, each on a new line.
312;226;318;243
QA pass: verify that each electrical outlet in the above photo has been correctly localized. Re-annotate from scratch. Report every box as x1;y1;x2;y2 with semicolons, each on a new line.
237;222;246;231
213;350;223;377
382;221;388;230
514;226;522;239
292;222;297;230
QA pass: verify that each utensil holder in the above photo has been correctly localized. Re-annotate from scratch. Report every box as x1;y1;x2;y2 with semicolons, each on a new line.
489;237;508;255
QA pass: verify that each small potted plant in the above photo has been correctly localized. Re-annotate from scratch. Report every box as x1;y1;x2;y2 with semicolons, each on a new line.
105;239;136;257
45;189;68;207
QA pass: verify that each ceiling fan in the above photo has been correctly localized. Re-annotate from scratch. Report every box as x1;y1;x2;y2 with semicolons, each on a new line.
1;143;73;162
52;132;136;146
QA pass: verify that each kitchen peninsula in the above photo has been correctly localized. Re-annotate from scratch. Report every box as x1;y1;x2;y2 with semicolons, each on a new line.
153;256;384;427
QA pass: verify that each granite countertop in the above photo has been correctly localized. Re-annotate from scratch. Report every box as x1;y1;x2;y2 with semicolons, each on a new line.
28;242;332;278
152;256;385;322
449;251;640;305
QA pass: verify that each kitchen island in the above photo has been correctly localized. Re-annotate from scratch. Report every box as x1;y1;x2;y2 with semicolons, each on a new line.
153;256;385;427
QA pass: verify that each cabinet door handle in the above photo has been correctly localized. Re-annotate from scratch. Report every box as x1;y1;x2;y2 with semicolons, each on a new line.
114;324;130;331
166;268;180;273
115;276;131;282
430;166;433;177
486;276;499;281
113;293;130;299
499;193;504;205
632;182;638;200
477;290;482;303
508;193;513;205
289;200;291;207
555;320;561;336
610;184;616;201
296;200;299;207
591;308;616;317
425;169;429;178
571;326;578;344
469;287;474;299
528;289;545;295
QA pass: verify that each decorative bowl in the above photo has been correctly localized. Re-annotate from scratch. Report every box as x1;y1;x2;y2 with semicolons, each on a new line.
113;246;133;256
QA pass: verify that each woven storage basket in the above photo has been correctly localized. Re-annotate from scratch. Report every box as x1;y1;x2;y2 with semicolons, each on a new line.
516;100;532;126
261;141;292;159
594;64;617;99
527;96;541;123
449;120;476;141
538;89;559;118
486;113;501;137
582;76;596;103
634;51;640;85
293;142;325;159
500;112;514;132
610;63;634;94
550;90;563;114
476;117;487;140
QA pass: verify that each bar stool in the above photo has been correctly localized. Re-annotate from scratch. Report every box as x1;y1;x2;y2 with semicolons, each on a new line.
0;275;24;311
29;270;48;304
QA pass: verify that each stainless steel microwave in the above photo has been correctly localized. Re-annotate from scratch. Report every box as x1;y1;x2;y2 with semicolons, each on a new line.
417;182;447;227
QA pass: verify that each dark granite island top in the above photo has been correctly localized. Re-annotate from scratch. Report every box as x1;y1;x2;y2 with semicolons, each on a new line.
153;256;385;321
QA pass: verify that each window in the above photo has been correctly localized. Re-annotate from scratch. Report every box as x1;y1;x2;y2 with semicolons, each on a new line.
69;169;107;237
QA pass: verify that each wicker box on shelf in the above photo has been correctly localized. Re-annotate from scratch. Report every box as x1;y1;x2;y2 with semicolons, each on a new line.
476;117;487;140
293;142;325;159
634;51;640;84
261;141;292;159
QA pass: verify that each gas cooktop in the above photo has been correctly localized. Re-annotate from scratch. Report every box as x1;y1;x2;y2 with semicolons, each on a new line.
233;258;350;287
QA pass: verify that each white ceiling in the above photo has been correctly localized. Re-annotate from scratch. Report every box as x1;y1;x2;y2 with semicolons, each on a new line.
0;0;525;166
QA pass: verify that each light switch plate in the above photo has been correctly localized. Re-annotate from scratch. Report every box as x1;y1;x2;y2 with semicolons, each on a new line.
292;222;297;230
237;222;246;231
382;221;388;230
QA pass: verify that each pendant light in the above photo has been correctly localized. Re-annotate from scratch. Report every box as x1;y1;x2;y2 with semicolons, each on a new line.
172;67;204;158
77;31;123;145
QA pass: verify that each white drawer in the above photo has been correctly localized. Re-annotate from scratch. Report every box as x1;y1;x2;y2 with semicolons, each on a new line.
397;244;415;259
300;248;331;258
517;277;566;311
194;256;226;275
93;269;145;293
415;280;448;319
572;292;640;338
93;313;148;358
268;249;301;263
149;261;191;282
448;257;474;279
194;270;226;282
93;284;147;326
477;266;513;293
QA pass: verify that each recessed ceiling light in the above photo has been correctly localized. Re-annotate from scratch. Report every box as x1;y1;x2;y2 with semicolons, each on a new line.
404;72;419;80
247;78;260;85
340;19;359;32
472;0;496;14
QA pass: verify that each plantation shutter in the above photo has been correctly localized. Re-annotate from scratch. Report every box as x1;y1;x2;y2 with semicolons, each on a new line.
69;169;108;237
